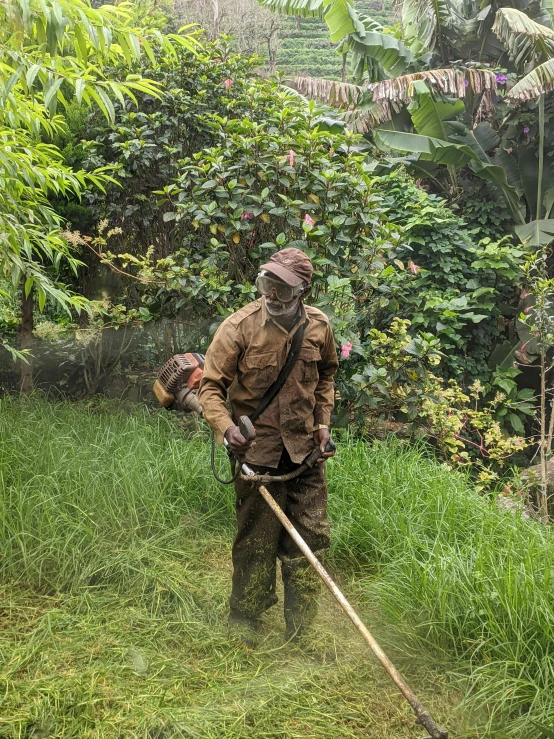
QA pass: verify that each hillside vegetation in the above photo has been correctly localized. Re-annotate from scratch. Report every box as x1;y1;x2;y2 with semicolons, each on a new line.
276;1;394;79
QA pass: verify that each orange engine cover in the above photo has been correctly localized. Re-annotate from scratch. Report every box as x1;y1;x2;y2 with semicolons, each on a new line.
157;353;205;393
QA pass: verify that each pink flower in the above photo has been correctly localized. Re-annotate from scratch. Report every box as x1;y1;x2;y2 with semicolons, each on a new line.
409;260;421;274
521;342;529;352
524;306;532;314
240;211;254;221
289;150;295;167
341;341;353;359
224;79;233;89
304;213;315;227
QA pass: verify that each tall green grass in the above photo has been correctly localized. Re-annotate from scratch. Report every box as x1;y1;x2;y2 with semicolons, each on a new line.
1;395;553;736
329;440;554;737
0;395;463;738
0;396;233;597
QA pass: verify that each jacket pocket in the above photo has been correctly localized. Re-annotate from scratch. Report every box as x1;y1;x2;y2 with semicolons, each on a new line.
299;347;321;384
244;351;279;386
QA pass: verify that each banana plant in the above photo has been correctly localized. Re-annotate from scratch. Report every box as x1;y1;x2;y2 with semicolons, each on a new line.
400;0;552;64
258;0;424;82
494;8;554;246
375;6;554;242
258;0;552;87
369;78;524;212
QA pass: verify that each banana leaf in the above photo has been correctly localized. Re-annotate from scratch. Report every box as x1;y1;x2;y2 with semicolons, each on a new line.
515;219;554;247
374;129;479;167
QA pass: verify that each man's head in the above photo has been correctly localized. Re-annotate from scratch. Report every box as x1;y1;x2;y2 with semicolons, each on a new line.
256;248;313;317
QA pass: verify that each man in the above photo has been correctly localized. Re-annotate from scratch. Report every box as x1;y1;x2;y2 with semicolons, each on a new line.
198;247;339;646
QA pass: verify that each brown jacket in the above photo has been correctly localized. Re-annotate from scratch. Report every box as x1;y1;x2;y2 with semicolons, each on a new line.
198;299;339;468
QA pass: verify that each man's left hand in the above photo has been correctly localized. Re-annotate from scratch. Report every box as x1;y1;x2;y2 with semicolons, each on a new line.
313;428;335;464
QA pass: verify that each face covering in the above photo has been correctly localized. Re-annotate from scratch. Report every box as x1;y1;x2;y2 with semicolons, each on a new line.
264;294;301;318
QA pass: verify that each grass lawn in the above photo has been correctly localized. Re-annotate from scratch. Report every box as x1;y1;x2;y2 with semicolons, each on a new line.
0;395;552;737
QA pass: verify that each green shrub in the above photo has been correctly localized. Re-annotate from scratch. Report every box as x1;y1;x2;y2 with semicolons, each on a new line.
76;39;261;254
368;170;524;380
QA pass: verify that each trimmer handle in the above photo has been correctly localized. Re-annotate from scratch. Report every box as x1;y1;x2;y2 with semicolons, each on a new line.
238;416;334;468
304;438;336;469
239;416;256;442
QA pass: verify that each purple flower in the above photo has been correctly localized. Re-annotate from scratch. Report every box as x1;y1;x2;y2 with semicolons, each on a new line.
464;79;470;88
496;73;507;84
524;126;530;134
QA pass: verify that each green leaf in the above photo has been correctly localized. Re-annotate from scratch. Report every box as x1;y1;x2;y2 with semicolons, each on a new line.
312;116;346;133
257;0;326;19
508;413;525;435
44;77;64;114
409;83;465;139
325;0;355;42
374;129;478;168
531;722;554;738
75;77;86;104
515;219;554;247
37;286;46;312
348;31;417;77
489;340;519;371
25;63;41;90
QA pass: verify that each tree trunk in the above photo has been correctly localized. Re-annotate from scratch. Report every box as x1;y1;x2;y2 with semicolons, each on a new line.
540;347;549;521
268;24;278;74
213;0;220;38
19;285;34;393
341;52;348;82
295;14;301;31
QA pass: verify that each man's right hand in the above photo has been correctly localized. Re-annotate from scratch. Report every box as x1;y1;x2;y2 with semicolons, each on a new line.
225;425;254;455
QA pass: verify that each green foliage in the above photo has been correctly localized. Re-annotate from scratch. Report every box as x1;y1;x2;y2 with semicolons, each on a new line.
454;179;514;241
91;70;524;393
0;0;198;326
332;437;554;738
78;40;262;254
347;318;530;488
98;81;402;331
366;170;525;379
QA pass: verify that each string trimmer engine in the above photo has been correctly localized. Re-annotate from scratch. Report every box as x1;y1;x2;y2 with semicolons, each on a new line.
153;353;204;415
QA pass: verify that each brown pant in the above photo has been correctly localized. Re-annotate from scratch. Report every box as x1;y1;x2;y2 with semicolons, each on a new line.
230;450;330;636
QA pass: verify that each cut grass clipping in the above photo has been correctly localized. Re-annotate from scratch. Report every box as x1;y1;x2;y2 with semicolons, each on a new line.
0;395;552;737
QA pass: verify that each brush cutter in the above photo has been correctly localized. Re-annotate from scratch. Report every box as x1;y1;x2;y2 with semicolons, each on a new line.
154;355;448;739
